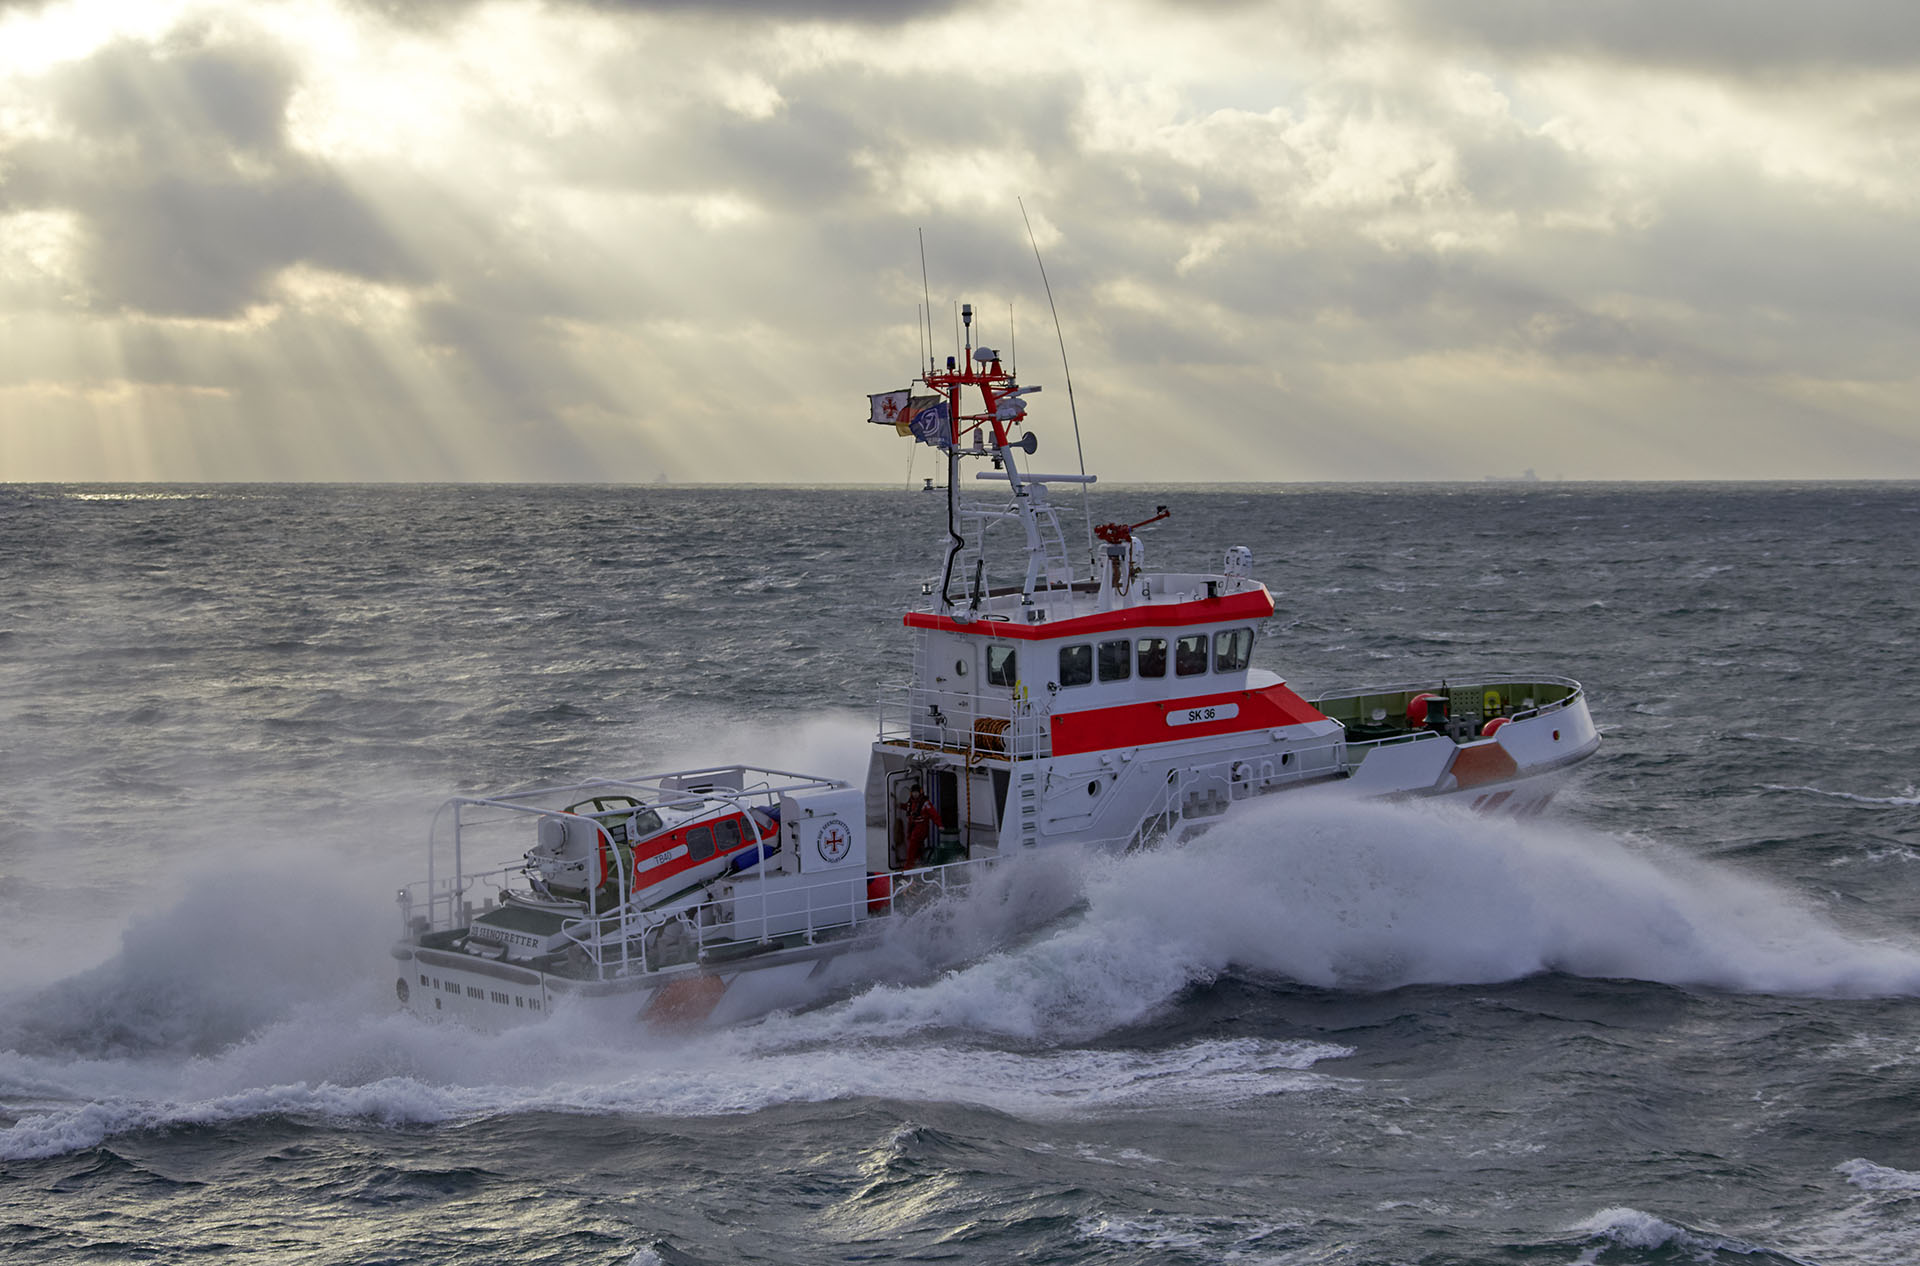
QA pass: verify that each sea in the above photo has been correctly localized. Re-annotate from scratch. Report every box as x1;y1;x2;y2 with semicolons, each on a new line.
3;481;1919;1265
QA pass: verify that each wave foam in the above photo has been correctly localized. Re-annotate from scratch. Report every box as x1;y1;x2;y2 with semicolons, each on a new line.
0;861;393;1059
1764;783;1920;807
1099;797;1920;997
0;1027;1346;1161
1567;1207;1782;1258
8;795;1920;1161
1838;1158;1920;1193
790;797;1920;1041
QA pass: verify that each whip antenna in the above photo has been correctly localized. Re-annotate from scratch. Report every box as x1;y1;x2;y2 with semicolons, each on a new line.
1019;198;1095;557
918;229;935;374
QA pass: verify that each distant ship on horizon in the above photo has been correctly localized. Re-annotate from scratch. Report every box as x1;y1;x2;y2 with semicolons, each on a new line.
1484;468;1541;483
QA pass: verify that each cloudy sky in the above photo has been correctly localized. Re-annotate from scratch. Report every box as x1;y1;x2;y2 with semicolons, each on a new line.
2;0;1917;483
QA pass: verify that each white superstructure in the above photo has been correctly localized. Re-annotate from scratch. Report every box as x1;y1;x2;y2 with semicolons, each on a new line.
392;297;1600;1030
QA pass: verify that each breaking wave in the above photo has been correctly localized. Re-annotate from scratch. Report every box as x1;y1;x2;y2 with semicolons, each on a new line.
1558;1207;1805;1264
810;796;1920;1046
7;796;1920;1161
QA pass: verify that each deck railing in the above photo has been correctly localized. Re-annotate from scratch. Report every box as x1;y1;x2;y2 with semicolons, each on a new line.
401;852;1002;981
1116;737;1348;846
876;683;1051;761
398;745;1359;984
1310;675;1584;728
552;852;998;979
397;765;846;942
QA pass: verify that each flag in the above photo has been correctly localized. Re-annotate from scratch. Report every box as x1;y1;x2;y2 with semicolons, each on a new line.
868;390;909;426
904;396;950;448
869;390;949;447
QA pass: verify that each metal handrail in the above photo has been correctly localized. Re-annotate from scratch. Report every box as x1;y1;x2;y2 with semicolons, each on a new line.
548;852;1001;979
1309;674;1584;707
410;763;847;929
876;683;1051;761
401;748;1368;982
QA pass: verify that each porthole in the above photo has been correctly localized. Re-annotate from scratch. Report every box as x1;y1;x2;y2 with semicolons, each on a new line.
395;978;410;1004
1088;780;1101;797
955;659;969;676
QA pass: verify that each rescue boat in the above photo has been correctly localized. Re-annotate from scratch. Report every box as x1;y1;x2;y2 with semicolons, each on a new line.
392;299;1600;1030
527;790;781;911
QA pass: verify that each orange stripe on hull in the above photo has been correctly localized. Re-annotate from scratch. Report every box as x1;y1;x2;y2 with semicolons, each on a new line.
1448;742;1520;789
643;973;729;1027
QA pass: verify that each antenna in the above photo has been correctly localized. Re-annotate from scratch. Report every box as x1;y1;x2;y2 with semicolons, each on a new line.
1019;197;1094;557
918;229;934;374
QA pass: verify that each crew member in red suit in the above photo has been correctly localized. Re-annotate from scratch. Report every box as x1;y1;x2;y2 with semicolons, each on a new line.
902;784;942;870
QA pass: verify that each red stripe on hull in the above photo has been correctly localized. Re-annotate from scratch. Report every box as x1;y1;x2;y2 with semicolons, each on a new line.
1049;683;1329;755
904;588;1274;641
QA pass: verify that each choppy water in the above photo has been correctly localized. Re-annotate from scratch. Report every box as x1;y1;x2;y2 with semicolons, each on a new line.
3;481;1919;1264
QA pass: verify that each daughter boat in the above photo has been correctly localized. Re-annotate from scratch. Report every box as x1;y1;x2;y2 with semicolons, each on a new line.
393;304;1600;1029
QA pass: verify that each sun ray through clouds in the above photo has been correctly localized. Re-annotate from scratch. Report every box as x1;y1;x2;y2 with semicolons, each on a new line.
3;0;1919;481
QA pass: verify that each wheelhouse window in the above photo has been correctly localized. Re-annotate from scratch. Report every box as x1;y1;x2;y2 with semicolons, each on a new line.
1097;639;1131;682
630;808;663;837
1059;644;1093;687
1136;637;1167;678
685;825;715;862
1175;634;1209;676
1214;627;1254;674
715;817;742;851
986;644;1018;687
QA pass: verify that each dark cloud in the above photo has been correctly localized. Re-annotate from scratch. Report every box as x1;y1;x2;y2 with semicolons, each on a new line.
3;32;418;318
1120;145;1920;391
535;60;1085;217
417;296;612;428
78;171;412;318
1451;127;1594;217
1391;0;1920;76
1068;155;1262;229
1626;168;1920;376
49;31;296;157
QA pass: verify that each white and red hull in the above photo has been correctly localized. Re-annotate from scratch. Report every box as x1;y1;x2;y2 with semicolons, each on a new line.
391;283;1603;1033
394;684;1596;1033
